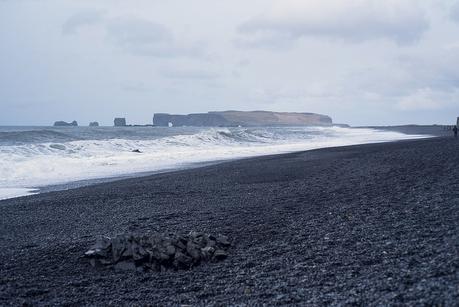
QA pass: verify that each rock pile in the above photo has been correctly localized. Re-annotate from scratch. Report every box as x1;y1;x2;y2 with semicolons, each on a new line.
84;232;231;271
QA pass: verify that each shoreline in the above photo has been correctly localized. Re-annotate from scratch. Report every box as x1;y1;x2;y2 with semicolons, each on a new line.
1;136;458;305
0;158;252;201
1;132;432;201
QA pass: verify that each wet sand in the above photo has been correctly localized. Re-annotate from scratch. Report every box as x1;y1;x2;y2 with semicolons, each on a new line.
1;137;458;306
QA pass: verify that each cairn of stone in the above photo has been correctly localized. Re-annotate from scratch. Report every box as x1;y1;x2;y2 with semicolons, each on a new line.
84;231;230;271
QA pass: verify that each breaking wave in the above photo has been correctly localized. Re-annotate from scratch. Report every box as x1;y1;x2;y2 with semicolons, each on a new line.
0;126;426;199
0;129;81;145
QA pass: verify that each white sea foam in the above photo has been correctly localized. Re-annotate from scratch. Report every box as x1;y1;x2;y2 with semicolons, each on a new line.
0;188;39;200
0;127;427;200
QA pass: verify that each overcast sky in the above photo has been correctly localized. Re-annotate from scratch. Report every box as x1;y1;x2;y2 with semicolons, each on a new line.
1;0;459;126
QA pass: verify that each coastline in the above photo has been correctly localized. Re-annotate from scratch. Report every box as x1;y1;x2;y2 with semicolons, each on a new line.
1;127;432;201
1;136;458;305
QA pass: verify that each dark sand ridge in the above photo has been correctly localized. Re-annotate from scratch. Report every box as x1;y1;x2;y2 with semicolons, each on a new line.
0;137;458;305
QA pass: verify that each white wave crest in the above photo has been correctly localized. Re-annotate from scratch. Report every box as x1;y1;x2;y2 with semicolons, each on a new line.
0;127;427;199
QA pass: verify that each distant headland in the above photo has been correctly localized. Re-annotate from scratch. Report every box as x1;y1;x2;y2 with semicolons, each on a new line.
153;111;333;127
53;120;78;127
52;111;334;127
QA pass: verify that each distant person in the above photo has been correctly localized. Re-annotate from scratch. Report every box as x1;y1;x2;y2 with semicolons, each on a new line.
454;126;458;138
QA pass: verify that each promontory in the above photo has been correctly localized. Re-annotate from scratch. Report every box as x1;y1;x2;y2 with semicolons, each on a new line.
153;111;332;127
53;120;78;127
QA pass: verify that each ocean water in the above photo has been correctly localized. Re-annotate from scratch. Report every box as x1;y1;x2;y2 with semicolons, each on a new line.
0;126;426;200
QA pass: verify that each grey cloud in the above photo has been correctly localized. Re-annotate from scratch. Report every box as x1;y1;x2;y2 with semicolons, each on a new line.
451;2;459;22
107;18;202;58
396;51;459;92
121;82;154;92
160;68;219;80
248;83;344;107
2;0;457;126
238;1;429;47
393;52;459;111
62;10;104;35
234;31;295;50
338;49;459;112
397;87;459;111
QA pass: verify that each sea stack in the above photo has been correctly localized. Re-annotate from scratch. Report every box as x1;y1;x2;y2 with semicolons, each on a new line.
114;118;127;127
54;120;78;127
89;122;99;127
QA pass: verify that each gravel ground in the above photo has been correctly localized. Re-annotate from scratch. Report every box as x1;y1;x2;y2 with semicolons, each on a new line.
1;137;458;306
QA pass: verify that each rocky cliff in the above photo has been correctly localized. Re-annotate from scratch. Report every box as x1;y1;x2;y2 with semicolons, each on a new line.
154;113;229;127
114;118;127;127
154;111;332;127
53;120;78;127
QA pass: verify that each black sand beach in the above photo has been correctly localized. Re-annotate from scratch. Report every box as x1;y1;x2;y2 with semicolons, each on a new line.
1;137;458;306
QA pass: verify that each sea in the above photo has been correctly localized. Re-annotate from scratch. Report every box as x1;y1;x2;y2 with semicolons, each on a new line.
0;126;427;200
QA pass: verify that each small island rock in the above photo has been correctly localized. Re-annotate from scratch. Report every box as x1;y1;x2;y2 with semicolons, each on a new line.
114;118;127;127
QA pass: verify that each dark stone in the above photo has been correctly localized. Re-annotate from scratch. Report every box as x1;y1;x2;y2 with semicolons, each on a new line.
216;235;230;247
192;235;207;248
165;244;176;256
111;236;128;262
186;241;201;261
213;249;228;261
132;149;142;153
206;238;217;248
84;236;111;259
174;251;193;269
132;242;148;262
174;238;186;250
84;232;230;272
201;246;215;261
